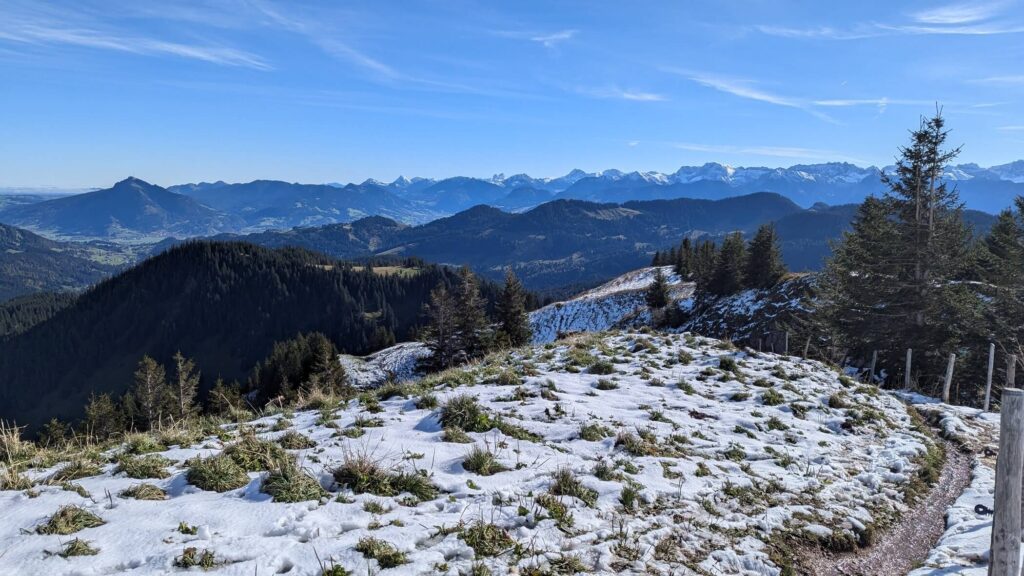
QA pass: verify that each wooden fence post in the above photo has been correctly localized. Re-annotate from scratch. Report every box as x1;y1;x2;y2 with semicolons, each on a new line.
905;348;912;389
868;350;877;384
985;343;995;412
942;353;955;404
990;388;1024;576
803;336;811;358
784;331;789;355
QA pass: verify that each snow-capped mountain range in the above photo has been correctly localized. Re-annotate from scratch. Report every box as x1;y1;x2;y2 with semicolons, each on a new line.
374;160;1024;193
359;161;1024;214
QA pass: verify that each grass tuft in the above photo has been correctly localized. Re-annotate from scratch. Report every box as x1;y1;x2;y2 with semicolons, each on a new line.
120;483;167;500
460;521;514;556
354;537;408;568
37;505;104;535
549;467;598;507
278;431;317;450
59;538;99;557
462;445;508;476
186;454;250;492
117;454;172;479
331;450;438;502
262;459;326;502
224;434;289;471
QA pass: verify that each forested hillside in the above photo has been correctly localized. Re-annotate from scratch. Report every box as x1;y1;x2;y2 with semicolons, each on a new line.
0;223;117;301
0;242;496;430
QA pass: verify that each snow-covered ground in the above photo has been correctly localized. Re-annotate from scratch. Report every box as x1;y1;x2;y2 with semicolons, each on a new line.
529;266;694;344
339;342;431;388
0;331;936;575
900;393;1001;576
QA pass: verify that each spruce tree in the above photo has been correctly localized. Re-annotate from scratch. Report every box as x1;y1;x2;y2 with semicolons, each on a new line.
820;111;986;393
496;268;532;348
171;351;200;420
982;202;1024;354
692;240;717;290
132;356;168;430
453;266;490;358
675;238;694;279
708;232;747;296
818;196;901;359
422;283;459;369
82;392;125;439
884;112;973;348
745;224;787;289
308;336;348;394
646;267;670;310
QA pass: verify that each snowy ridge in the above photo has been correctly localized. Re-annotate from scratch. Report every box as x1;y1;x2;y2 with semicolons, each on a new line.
0;331;933;575
466;161;1024;192
528;266;693;344
338;342;432;388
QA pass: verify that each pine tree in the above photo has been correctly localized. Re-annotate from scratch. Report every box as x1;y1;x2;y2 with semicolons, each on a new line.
82;392;125;439
308;336;349;395
745;224;787;289
453;267;490;358
982;202;1024;354
820;111;986;394
496;268;532;348
707;232;747;296
422;283;459;369
207;378;244;416
692;240;717;290
675;238;694;279
645;267;670;310
171;351;200;421
818;196;901;359
132;356;168;430
884;112;973;349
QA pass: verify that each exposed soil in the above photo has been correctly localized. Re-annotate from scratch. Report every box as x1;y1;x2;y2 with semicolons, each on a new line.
796;437;973;576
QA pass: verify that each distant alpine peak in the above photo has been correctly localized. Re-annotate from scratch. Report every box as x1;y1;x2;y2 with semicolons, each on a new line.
112;176;158;191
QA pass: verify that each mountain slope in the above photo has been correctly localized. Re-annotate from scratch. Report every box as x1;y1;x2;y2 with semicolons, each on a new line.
0;178;242;241
171;180;440;228
0;331;935;575
528;266;693;342
0;223;116;301
232;193;804;291
0;242;488;430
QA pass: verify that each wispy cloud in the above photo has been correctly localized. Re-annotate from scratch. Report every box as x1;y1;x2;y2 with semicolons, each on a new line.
911;2;1004;25
574;86;667;102
244;0;397;78
671;142;869;164
0;14;270;69
997;125;1024;131
673;71;837;123
492;28;579;48
687;74;802;108
753;25;877;40
756;2;1023;40
971;75;1024;85
530;29;578;48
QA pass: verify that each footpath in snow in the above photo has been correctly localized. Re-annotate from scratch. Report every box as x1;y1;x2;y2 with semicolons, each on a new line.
900;392;1001;575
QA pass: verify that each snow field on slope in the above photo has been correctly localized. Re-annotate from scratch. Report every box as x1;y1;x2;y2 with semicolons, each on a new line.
529;266;692;344
1;331;930;575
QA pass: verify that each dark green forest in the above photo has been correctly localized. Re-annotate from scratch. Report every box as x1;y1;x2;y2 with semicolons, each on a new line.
0;241;499;430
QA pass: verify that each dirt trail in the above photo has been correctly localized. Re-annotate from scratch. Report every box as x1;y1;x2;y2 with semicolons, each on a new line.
797;438;973;576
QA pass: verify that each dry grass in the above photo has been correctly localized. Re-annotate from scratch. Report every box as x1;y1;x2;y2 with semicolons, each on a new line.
36;505;104;535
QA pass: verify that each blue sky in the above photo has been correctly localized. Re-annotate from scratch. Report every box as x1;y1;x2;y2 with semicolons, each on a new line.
1;0;1022;187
